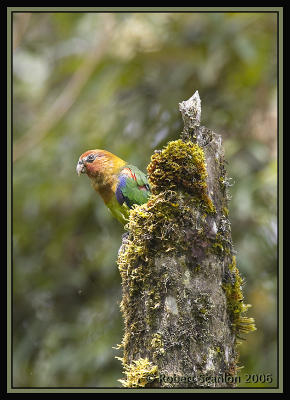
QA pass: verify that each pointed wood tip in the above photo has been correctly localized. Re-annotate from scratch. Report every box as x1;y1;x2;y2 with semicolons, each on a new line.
179;90;201;130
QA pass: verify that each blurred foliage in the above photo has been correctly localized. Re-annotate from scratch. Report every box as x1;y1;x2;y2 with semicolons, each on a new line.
12;12;277;387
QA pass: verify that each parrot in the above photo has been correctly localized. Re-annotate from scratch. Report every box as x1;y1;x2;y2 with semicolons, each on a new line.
76;149;151;225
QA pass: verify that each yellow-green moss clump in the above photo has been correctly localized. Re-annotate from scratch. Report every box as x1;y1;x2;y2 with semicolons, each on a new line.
147;139;215;214
116;357;158;387
118;139;216;295
118;190;200;291
222;256;256;337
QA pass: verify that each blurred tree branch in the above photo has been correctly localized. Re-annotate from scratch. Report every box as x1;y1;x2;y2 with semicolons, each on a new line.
13;13;32;51
13;14;116;163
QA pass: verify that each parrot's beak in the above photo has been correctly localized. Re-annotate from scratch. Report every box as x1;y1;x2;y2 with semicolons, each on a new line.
76;159;86;176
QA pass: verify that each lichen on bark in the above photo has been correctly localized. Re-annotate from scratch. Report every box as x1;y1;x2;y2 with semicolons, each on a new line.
116;91;255;388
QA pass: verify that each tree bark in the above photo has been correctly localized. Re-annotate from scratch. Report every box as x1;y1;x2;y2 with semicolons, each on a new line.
117;91;255;388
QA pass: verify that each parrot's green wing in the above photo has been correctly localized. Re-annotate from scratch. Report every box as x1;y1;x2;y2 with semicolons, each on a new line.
116;164;151;208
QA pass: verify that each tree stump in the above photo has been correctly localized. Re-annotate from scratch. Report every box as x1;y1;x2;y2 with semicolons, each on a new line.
116;91;255;388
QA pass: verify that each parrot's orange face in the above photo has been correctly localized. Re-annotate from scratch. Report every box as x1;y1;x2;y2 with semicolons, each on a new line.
77;150;105;179
76;149;126;186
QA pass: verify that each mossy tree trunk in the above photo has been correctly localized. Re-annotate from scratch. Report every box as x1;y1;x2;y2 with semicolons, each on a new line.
117;91;255;388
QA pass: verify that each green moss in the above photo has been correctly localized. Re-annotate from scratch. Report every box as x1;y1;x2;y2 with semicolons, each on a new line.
222;256;256;336
151;333;165;358
228;255;237;272
194;264;201;273
222;206;229;217
116;357;159;387
119;191;198;281
147;139;216;214
118;140;217;290
212;242;224;254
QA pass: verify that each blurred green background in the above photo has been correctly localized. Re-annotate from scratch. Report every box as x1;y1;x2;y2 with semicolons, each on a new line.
12;12;277;388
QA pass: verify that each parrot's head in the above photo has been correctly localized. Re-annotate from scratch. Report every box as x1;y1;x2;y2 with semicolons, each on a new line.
76;149;126;186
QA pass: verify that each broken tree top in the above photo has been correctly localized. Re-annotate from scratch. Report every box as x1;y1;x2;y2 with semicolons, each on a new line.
179;90;201;130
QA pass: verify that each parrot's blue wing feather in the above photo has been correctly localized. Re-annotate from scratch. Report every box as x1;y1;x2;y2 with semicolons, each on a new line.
116;175;126;206
116;166;151;209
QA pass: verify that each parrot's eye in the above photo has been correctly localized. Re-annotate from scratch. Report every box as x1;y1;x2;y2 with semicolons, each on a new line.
86;154;96;163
